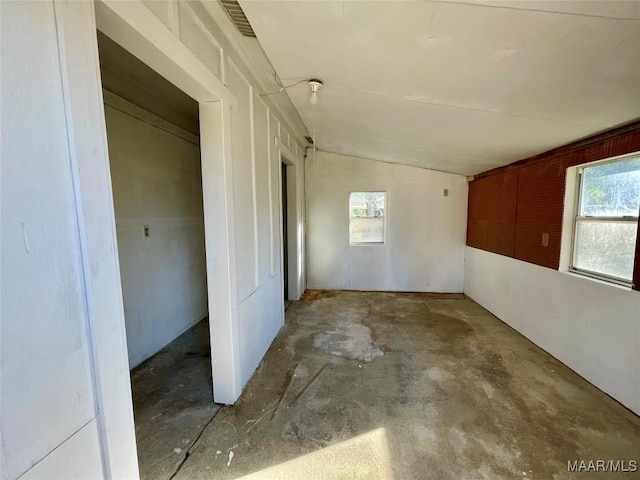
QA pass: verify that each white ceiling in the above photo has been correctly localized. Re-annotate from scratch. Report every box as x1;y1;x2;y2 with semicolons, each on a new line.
239;0;640;175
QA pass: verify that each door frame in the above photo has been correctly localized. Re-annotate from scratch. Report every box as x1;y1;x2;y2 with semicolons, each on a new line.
56;1;241;477
276;138;305;302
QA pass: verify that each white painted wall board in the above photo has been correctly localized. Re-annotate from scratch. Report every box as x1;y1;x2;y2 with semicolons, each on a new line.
0;2;99;478
104;102;207;368
238;275;285;386
228;60;259;301
254;94;272;287
53;1;140;477
141;0;172;31
200;100;242;404
95;0;235;107
464;247;640;415
269;113;282;279
4;15;306;479
306;151;467;293
18;420;104;480
178;1;222;79
286;164;301;299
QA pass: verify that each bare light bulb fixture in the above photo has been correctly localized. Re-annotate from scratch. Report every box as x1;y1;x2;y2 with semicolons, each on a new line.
308;80;323;105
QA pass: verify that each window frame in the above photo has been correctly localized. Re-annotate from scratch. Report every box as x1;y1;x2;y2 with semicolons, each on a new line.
348;191;388;246
569;153;639;287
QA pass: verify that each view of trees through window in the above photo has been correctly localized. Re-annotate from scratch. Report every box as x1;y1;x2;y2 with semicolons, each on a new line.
573;156;640;281
349;192;386;244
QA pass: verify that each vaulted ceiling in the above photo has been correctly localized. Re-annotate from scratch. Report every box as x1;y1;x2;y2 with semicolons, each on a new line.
239;0;640;175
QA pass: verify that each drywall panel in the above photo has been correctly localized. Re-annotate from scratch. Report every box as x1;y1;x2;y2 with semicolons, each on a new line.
254;94;272;286
0;2;99;478
237;275;285;385
465;247;640;415
19;419;104;480
306;151;467;292
178;1;222;79
104;101;207;368
142;0;173;31
269;112;282;278
228;59;258;301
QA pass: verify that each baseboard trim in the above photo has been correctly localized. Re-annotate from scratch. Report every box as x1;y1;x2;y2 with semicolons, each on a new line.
128;311;208;369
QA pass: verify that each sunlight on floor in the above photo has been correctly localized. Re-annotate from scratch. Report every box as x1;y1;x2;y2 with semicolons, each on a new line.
238;428;394;480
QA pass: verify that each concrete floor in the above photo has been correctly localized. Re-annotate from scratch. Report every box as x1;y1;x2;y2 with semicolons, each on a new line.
134;291;640;480
130;320;219;480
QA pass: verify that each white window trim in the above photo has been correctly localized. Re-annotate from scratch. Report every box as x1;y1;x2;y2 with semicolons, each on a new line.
348;191;388;246
565;152;639;288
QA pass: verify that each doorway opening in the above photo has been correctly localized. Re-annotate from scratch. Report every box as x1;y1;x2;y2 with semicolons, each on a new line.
281;161;289;307
97;31;219;480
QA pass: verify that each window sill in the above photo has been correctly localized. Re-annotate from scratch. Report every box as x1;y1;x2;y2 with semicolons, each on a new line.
349;243;387;247
562;269;632;291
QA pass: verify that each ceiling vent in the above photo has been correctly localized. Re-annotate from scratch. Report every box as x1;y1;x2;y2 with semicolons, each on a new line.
219;1;256;37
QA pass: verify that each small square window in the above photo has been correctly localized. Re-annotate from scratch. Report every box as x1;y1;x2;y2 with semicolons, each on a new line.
349;192;386;244
571;154;639;285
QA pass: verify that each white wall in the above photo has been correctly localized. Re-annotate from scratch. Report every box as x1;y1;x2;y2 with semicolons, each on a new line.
464;247;640;415
306;151;467;292
2;0;308;477
225;61;307;386
97;0;308;404
104;94;207;368
1;1;133;478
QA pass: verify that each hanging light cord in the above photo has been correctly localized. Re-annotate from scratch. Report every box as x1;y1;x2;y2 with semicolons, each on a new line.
312;95;317;160
260;73;310;97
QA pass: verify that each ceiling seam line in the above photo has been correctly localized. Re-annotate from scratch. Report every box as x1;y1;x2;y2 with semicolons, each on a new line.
314;87;605;127
426;0;640;21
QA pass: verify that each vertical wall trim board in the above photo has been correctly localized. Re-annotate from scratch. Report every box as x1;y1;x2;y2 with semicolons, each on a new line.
52;3;106;476
53;1;140;477
169;0;180;36
267;107;276;277
200;100;242;403
250;88;259;287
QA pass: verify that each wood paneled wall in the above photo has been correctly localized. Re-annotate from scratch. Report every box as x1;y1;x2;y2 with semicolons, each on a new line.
467;121;640;290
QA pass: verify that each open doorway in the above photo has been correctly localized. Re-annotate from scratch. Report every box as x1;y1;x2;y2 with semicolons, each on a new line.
97;32;218;480
280;155;299;309
281;161;289;307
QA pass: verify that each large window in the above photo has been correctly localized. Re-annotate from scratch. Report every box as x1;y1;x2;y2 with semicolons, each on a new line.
571;154;640;285
349;191;386;244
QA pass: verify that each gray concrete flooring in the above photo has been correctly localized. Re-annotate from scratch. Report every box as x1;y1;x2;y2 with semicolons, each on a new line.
134;291;640;480
130;320;219;480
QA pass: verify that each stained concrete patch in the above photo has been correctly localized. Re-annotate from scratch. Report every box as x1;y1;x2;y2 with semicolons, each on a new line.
313;320;384;362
